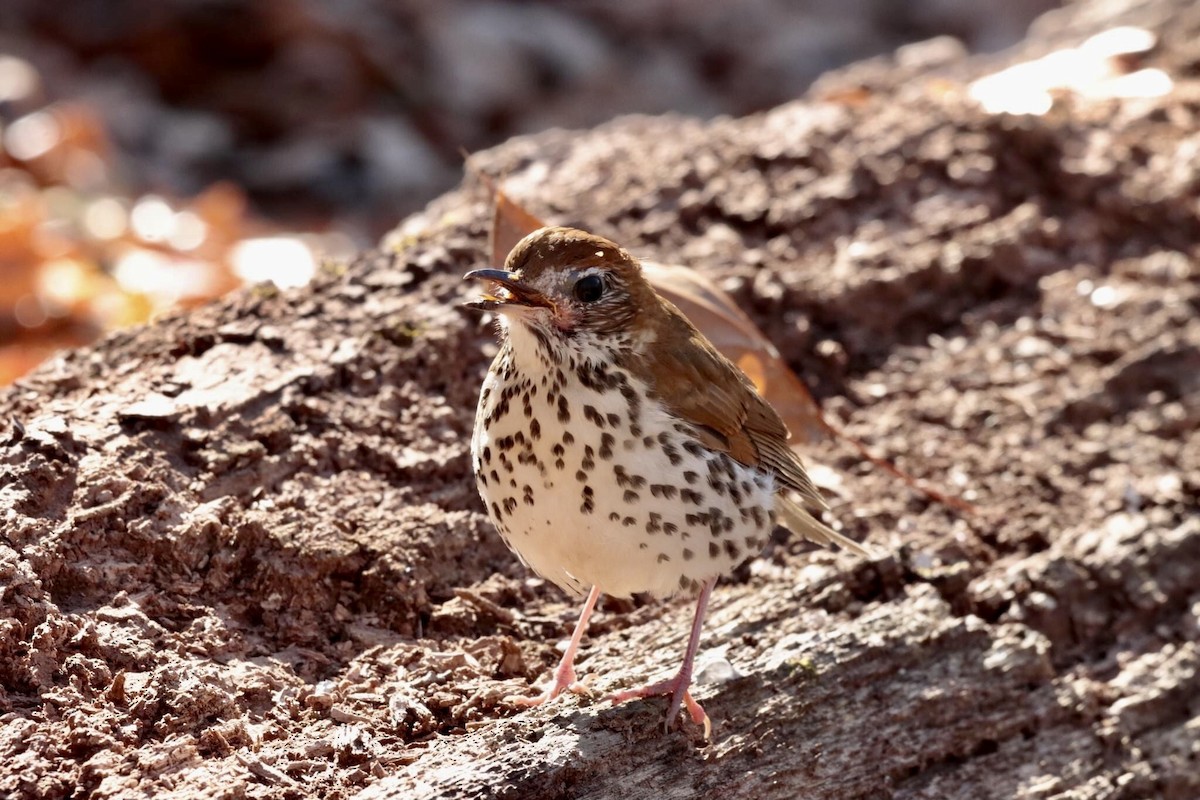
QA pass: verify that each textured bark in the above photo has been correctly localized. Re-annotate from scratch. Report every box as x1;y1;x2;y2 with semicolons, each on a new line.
2;0;1199;798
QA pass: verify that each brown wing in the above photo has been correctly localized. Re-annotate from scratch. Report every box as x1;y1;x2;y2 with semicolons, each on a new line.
628;300;828;513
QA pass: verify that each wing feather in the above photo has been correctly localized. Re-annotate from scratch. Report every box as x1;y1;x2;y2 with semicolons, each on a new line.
628;301;828;512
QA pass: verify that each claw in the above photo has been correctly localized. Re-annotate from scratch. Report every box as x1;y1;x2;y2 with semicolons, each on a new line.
506;672;593;708
682;690;712;740
607;676;710;738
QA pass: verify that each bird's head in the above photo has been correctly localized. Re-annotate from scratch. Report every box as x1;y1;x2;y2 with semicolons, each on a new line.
465;227;657;344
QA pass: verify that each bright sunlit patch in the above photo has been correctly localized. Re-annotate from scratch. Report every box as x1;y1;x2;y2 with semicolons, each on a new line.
168;210;208;251
969;26;1172;116
1097;69;1172;100
5;110;61;161
1080;26;1156;59
130;195;176;243
36;257;94;308
82;197;128;240
0;56;39;104
229;236;317;288
113;247;221;304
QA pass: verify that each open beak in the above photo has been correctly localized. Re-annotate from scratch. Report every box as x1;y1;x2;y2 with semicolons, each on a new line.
463;269;550;311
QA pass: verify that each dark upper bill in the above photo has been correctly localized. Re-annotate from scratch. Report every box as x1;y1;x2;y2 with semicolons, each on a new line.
463;269;551;311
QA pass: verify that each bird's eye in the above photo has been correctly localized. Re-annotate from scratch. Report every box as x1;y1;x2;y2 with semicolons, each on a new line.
572;274;605;303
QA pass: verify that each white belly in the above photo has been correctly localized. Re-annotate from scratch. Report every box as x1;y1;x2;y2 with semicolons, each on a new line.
471;351;775;599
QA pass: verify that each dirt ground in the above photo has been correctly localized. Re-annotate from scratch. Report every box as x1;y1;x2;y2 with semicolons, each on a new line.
2;0;1198;797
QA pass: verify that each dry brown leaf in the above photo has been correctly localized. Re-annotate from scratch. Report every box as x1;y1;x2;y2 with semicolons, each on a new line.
486;179;546;269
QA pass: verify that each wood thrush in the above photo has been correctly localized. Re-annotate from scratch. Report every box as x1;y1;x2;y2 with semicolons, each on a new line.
465;226;869;733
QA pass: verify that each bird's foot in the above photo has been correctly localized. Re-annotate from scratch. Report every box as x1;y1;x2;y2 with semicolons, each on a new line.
607;675;711;738
506;661;593;708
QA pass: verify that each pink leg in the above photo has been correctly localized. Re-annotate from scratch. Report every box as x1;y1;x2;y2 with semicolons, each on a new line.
607;577;715;736
510;585;602;707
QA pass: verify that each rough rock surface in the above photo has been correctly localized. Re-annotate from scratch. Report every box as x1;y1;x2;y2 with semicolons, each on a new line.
2;0;1199;797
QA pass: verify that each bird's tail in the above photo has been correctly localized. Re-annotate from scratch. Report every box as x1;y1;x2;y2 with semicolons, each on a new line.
775;493;872;558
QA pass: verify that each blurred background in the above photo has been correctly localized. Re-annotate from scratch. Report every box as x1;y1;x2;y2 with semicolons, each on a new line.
0;0;1061;383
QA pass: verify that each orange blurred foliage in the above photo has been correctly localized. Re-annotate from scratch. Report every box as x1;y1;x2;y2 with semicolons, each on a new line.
0;60;323;386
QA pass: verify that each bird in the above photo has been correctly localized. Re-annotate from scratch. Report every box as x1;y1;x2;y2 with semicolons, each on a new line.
464;226;869;734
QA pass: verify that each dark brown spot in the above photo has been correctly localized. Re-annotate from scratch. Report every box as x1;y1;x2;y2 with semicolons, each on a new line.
576;470;587;482
530;419;541;440
724;540;741;560
657;554;670;563
681;488;703;505
663;522;678;536
623;490;639;503
562;431;575;445
622;516;636;527
663;443;681;466
682;548;694;560
583;405;604;427
709;541;720;558
557;396;570;423
614;465;630;488
684;471;699;484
